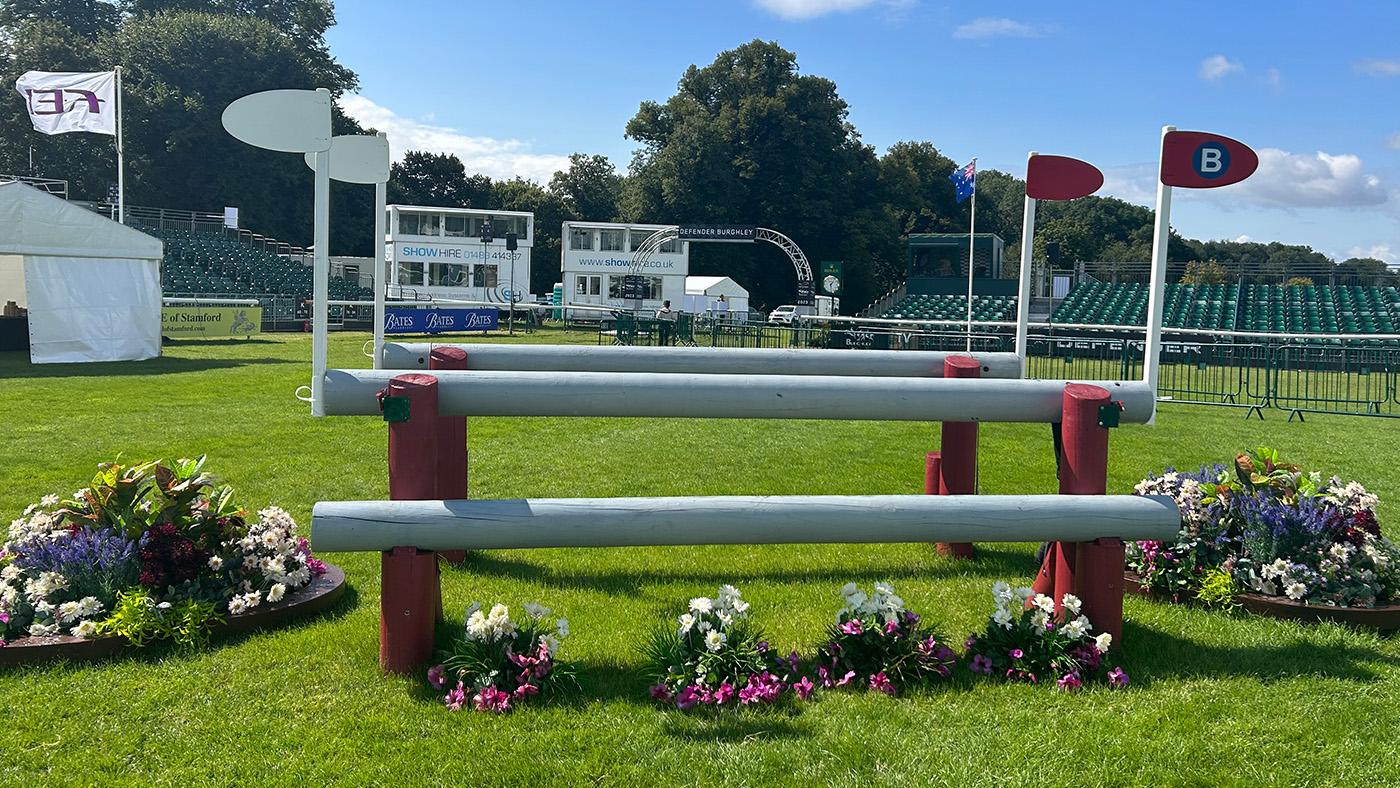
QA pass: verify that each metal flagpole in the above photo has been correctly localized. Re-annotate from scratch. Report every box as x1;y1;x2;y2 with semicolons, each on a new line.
115;66;124;224
1143;126;1175;426
966;158;977;352
1015;152;1038;378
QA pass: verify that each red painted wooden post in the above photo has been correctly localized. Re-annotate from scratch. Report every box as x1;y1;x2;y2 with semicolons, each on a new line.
1060;382;1124;646
381;373;443;674
430;347;469;566
924;452;941;495
935;355;980;558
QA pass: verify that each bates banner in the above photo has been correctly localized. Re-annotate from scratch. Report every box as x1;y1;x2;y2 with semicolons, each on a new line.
384;308;497;334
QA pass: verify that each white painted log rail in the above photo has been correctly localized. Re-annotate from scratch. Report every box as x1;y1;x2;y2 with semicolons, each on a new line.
379;343;1024;378
321;369;1155;423
310;494;1182;553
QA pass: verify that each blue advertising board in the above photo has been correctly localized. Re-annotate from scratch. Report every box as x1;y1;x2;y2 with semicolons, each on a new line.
384;308;498;334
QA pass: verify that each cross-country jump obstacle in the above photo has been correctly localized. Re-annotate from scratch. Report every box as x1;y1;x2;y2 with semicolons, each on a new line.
309;344;1179;673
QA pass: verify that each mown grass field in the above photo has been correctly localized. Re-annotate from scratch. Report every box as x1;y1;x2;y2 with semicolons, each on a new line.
3;329;1399;787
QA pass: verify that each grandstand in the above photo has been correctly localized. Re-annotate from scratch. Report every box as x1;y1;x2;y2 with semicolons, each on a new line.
148;227;373;303
1051;282;1400;339
877;293;1018;326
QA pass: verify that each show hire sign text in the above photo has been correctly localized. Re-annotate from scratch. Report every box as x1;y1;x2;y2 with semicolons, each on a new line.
384;308;498;334
161;306;261;338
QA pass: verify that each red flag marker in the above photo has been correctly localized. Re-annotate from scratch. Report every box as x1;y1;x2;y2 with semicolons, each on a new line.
1026;155;1104;200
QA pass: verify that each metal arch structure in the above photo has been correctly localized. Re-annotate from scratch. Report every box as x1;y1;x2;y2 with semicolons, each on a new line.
629;225;814;306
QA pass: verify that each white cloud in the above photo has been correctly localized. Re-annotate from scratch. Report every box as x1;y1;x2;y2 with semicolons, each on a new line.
1387;132;1400;150
1098;162;1159;205
1232;148;1388;208
1345;244;1397;264
1264;68;1284;91
1355;58;1400;76
952;17;1045;39
338;95;571;184
1199;55;1244;82
1235;235;1253;243
753;0;893;20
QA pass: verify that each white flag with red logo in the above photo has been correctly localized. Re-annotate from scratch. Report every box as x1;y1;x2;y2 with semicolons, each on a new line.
15;71;117;136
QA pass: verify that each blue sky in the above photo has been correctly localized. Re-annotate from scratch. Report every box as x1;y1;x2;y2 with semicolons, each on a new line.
326;0;1399;264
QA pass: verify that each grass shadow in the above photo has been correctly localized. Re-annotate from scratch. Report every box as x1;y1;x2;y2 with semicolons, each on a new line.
0;354;291;379
1124;619;1400;684
445;544;1039;598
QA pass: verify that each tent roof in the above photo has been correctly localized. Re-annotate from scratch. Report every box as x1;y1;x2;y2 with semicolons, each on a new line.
685;275;748;297
0;182;162;261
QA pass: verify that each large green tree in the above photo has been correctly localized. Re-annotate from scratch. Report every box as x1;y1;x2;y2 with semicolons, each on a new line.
548;153;620;223
387;151;492;209
624;40;900;310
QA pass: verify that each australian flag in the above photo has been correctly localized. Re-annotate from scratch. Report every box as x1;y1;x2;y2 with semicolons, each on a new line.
950;159;976;203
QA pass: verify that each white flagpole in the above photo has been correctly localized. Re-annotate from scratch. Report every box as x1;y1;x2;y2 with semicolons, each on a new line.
965;158;977;352
115;66;124;224
1143;126;1175;426
1015;151;1038;378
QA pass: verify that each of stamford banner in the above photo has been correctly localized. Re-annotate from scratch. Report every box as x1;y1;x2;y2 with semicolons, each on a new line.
384;308;497;334
161;307;261;338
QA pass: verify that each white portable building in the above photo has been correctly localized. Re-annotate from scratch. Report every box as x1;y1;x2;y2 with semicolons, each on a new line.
684;275;749;316
0;182;163;363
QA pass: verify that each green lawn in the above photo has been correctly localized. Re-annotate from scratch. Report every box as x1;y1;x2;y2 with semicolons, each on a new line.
3;330;1399;787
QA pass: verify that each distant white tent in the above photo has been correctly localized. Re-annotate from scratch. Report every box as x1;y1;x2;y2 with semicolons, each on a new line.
684;275;749;315
0;182;163;363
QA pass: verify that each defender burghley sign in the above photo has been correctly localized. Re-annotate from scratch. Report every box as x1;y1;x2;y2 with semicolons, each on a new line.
161;307;261;338
677;225;756;242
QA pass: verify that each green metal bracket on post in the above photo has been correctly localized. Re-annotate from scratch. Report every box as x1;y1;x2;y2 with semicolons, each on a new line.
1097;402;1122;429
381;396;411;423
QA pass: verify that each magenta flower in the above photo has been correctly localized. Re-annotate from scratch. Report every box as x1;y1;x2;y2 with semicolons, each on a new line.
676;685;701;710
883;620;899;636
869;671;897;696
511;683;539;701
756;641;769;654
840;620;863;636
836;670;856;687
474;686;512;713
714;682;735;705
785;651;800;672
427;664;447;690
794;675;816;700
964;635;978;650
1057;672;1082;692
818;664;832;687
1108;667;1130;688
970;654;993;674
1009;648;1024;660
444;681;467;711
649;683;673;702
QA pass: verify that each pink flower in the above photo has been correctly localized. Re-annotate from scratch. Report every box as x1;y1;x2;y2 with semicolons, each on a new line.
649;683;673;702
444;681;467;711
676;685;701;710
473;686;511;713
793;675;816;700
1009;648;1024;660
818;665;833;687
869;671;897;696
883;620;899;636
511;683;539;701
964;635;978;650
427;664;447;690
1108;667;1130;688
713;682;735;705
836;670;856;687
840;620;863;636
1057;672;1082;692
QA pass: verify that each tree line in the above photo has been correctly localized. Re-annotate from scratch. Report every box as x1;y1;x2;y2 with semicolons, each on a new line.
1;5;1387;309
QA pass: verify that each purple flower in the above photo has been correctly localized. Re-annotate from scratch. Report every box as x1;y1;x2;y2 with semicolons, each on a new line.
755;640;769;654
427;664;447;690
1057;672;1082;692
1009;648;1024;660
676;685;701;710
1108;667;1130;688
964;635;978;650
903;610;921;625
785;651;800;672
836;670;856;687
444;681;467;711
970;654;993;674
794;675;815;700
649;683;673;702
473;686;511;713
869;671;897;696
840;620;863;636
713;682;735;705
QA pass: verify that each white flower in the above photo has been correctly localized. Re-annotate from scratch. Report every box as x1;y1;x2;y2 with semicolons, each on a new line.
1062;617;1090;639
873;581;895;596
57;600;82;623
991;581;1013;603
1032;594;1055;614
465;610;491;641
1030;611;1050;629
717;584;742;601
689;597;713;614
71;619;98;638
555;618;569;638
540;633;560;656
1014;587;1034;603
243;591;262;609
992;608;1014;629
29;622;59;637
523;603;550;619
40;494;59;507
1267;558;1290;579
227;595;248;615
1261;580;1277;596
704;630;727;653
839;582;859;598
844;591;869;610
267;583;287;603
677;613;697;635
1095;632;1113;653
1329;544;1352;561
208;555;224;571
1061;594;1082;615
729;599;750;617
717;612;733;629
1285;582;1307;600
241;555;259;571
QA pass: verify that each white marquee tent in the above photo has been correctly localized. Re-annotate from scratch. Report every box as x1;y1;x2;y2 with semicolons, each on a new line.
684;275;749;316
0;182;163;363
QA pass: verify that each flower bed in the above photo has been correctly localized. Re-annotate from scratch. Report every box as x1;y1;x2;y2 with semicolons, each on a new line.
1;456;341;662
1127;448;1400;628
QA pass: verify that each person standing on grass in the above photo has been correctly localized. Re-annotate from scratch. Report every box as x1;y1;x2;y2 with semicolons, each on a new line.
656;300;675;345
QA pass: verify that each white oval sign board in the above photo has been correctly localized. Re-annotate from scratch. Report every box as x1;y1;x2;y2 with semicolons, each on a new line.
222;89;332;153
303;134;391;184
